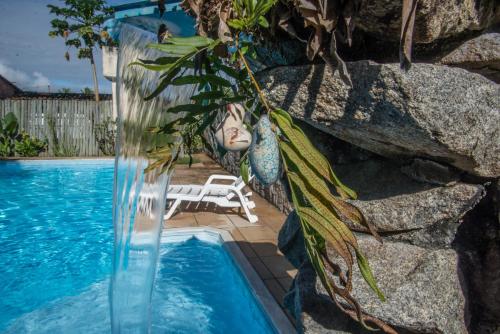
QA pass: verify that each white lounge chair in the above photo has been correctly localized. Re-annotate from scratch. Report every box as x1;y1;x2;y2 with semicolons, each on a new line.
164;174;258;223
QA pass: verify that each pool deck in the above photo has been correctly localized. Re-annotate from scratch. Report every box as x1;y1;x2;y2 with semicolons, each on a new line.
164;154;296;323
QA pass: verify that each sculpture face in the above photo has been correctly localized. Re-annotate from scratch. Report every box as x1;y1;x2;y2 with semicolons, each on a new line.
249;114;280;185
215;104;252;151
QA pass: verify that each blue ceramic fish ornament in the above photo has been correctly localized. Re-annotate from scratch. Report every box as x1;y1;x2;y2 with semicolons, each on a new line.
249;115;280;185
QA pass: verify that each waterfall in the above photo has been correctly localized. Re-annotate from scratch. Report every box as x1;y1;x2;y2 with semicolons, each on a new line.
109;24;195;333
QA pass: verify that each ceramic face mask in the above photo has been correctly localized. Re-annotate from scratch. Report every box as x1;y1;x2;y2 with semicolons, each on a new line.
215;103;252;152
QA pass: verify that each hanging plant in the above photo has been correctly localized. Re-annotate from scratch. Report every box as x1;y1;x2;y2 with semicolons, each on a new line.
131;0;421;332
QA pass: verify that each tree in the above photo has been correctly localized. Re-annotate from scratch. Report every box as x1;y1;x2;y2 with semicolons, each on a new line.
48;0;114;102
58;88;72;93
80;87;94;95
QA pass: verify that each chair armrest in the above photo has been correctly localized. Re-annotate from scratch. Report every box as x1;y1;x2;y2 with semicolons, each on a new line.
204;175;239;186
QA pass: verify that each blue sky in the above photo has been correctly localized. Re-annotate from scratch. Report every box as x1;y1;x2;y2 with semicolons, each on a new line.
0;0;125;93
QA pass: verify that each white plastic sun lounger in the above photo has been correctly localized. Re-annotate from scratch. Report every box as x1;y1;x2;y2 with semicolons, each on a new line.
164;174;258;223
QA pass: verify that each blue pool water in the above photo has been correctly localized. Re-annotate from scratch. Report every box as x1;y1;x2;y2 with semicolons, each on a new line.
0;160;275;333
0;160;115;331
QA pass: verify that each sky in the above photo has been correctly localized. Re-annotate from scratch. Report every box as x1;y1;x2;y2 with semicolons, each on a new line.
0;0;125;94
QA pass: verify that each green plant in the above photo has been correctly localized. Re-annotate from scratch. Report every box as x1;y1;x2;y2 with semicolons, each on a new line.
132;3;394;332
58;88;73;93
132;0;424;330
94;117;116;156
46;115;80;157
14;132;48;157
182;0;418;83
48;0;114;102
80;87;94;95
0;112;21;157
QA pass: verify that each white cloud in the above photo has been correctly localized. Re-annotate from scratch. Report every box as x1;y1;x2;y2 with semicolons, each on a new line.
0;59;51;92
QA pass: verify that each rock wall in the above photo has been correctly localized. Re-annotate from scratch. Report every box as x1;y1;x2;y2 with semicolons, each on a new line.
259;62;500;178
211;115;499;332
209;7;500;334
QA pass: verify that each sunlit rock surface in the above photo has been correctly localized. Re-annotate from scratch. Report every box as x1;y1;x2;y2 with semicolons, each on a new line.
260;61;500;178
440;32;500;83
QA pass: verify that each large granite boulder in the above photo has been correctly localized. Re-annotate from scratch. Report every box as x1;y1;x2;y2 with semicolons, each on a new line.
260;61;500;178
328;236;467;333
440;32;500;83
280;218;469;334
355;0;499;43
350;182;484;248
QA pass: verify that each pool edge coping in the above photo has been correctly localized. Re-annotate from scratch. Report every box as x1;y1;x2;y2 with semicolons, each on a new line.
161;227;296;334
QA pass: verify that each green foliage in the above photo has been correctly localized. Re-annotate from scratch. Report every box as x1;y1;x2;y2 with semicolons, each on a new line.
58;88;73;93
228;0;277;31
0;112;21;157
47;0;114;55
135;1;392;329
46;115;79;157
272;109;385;312
130;34;252;169
94;117;116;156
14;132;48;157
240;155;251;184
80;87;94;95
48;0;114;100
0;113;47;157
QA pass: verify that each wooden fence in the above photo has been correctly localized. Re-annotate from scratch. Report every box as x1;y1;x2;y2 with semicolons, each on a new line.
0;98;113;157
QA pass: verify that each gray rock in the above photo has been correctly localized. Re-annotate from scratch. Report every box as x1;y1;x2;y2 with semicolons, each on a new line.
332;156;485;248
260;61;500;177
216;134;485;249
351;182;485;248
440;32;500;83
284;233;468;333
355;0;499;44
285;262;375;334
323;236;468;333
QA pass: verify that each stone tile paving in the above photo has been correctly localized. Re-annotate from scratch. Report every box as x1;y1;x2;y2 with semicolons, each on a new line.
163;154;296;322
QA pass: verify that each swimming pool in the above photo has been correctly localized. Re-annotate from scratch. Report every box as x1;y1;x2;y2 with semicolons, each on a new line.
0;160;283;333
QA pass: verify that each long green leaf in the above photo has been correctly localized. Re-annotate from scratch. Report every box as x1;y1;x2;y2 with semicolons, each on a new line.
298;207;353;269
139;56;179;65
287;172;358;248
194;111;219;136
271;109;357;199
218;64;241;80
129;61;173;72
166;103;220;114
355;250;386;301
281;140;375;236
191;91;226;102
147;43;197;56
223;95;247;103
144;67;182;101
203;74;233;87
171;75;205;86
166;36;213;47
240;156;250;184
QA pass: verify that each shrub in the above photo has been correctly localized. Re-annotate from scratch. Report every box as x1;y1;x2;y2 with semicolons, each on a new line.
94;117;116;156
0;112;21;157
14;132;47;157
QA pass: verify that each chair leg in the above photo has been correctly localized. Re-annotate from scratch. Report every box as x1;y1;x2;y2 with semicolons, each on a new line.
234;190;258;223
164;199;181;220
